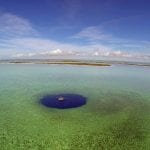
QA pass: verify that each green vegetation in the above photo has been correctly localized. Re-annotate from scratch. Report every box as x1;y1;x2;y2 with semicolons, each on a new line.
40;62;111;66
7;60;111;66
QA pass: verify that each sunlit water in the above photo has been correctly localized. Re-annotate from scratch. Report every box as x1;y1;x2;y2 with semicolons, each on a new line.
0;64;150;149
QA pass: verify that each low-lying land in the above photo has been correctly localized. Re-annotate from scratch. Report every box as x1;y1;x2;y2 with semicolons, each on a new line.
0;59;150;67
39;61;111;66
0;59;111;66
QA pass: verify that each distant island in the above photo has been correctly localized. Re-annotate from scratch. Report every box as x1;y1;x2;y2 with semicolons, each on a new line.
36;61;111;66
0;59;150;67
0;59;111;66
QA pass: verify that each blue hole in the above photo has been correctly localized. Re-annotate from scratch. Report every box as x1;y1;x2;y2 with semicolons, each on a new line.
40;94;87;109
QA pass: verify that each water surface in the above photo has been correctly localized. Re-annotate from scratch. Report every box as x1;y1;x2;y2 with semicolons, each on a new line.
0;64;150;149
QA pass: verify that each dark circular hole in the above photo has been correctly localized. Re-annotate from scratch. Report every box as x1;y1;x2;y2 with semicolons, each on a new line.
40;94;87;109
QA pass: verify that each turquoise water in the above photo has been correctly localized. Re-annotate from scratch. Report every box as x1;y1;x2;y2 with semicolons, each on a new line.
0;64;150;149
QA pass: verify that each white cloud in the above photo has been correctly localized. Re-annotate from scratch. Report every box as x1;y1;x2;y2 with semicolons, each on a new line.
8;37;81;51
0;13;38;37
72;26;111;41
13;53;25;58
2;36;147;61
8;36;114;54
0;32;149;61
72;25;150;54
10;38;149;60
0;13;149;61
51;49;62;54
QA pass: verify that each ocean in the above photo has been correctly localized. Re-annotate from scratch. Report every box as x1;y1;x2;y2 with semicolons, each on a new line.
0;64;150;149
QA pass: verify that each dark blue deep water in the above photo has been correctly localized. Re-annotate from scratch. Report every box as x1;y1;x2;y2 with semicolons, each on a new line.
40;94;87;109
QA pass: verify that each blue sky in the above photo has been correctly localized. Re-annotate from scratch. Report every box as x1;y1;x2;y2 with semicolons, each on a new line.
0;0;150;61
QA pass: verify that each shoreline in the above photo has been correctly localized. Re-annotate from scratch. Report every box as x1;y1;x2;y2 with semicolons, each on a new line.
0;61;111;66
36;62;111;66
0;59;150;67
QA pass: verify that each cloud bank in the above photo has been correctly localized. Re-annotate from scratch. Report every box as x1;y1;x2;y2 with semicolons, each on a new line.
0;12;150;61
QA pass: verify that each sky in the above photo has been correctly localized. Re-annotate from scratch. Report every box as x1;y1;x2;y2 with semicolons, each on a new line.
0;0;150;61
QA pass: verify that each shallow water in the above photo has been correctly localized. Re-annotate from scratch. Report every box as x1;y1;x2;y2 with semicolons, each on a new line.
0;64;150;149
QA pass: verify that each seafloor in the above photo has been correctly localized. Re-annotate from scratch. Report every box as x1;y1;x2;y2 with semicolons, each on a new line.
0;64;150;150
